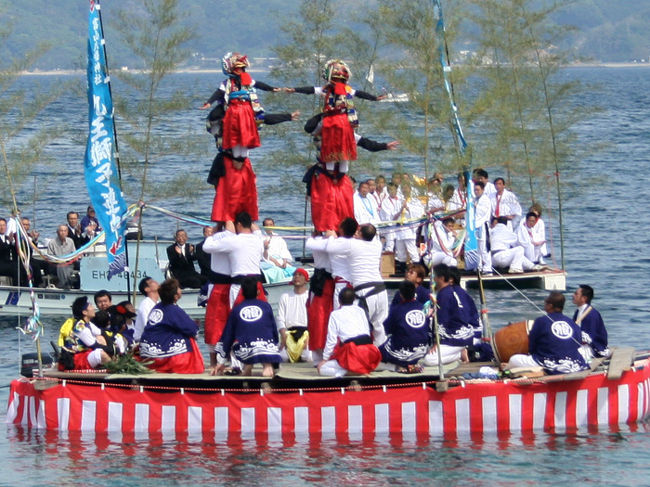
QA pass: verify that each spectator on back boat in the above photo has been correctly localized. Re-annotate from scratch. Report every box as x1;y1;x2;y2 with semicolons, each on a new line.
66;211;90;250
517;208;548;265
379;182;401;253
195;225;214;278
354;180;380;225
213;277;281;378
369;175;388;215
58;296;112;371
139;278;205;374
426;173;446;214
491;177;522;230
507;291;588;375
47;224;76;289
424;217;458;269
423;264;476;367
472;168;496;196
277;268;312;363
134;277;160;343
379;280;430;373
392;183;425;277
80;205;101;233
572;284;611;362
318;287;381;377
472;181;493;275
447;173;467;223
166;229;207;289
260;217;296;283
489;217;542;274
0;218;22;285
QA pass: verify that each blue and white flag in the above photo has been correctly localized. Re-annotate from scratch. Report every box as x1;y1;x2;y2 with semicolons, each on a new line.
84;0;128;279
463;173;479;271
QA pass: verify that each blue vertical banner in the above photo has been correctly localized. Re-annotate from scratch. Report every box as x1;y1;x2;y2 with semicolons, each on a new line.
463;174;479;270
84;0;128;279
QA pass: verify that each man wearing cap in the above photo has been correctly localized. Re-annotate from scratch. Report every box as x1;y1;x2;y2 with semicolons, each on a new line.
58;296;112;370
277;268;312;363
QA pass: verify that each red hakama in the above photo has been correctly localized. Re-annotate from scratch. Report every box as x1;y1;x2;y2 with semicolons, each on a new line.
320;113;357;163
147;338;205;374
333;341;381;375
310;171;354;232
222;99;260;150
204;283;231;345
211;156;259;222
306;277;334;350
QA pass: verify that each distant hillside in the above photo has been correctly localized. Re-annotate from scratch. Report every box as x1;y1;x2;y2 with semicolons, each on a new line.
0;0;648;69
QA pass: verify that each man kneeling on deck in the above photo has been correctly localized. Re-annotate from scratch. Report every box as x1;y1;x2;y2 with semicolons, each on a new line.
213;277;282;377
507;291;588;375
379;280;430;373
318;287;382;377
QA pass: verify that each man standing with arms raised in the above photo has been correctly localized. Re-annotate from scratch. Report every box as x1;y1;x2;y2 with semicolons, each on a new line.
203;211;265;307
325;223;388;346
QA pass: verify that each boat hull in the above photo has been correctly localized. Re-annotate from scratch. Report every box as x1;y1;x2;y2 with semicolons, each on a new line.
7;360;650;436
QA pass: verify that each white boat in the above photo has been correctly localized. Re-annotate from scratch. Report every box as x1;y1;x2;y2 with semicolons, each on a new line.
0;239;293;317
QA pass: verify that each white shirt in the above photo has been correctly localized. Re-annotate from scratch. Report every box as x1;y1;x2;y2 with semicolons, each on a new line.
369;187;388;214
379;196;402;222
354;192;379;225
134;296;157;341
483;181;497;196
202;231;232;275
474;193;492;228
491;189;522;222
321;236;352;282
203;230;263;276
448;188;467;213
489;223;518;252
264;233;293;264
306;237;332;272
323;305;370;361
430;220;455;254
395;197;425;240
326;237;382;286
517;218;548;256
276;288;308;331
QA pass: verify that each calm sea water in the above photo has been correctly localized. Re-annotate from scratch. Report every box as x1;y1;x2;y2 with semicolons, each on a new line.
1;66;650;486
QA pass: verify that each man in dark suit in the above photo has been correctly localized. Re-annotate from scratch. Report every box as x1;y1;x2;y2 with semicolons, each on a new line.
166;229;206;289
67;211;90;250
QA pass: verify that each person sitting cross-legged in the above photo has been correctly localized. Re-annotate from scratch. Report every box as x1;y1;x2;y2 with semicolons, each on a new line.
507;291;588;375
380;280;430;373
